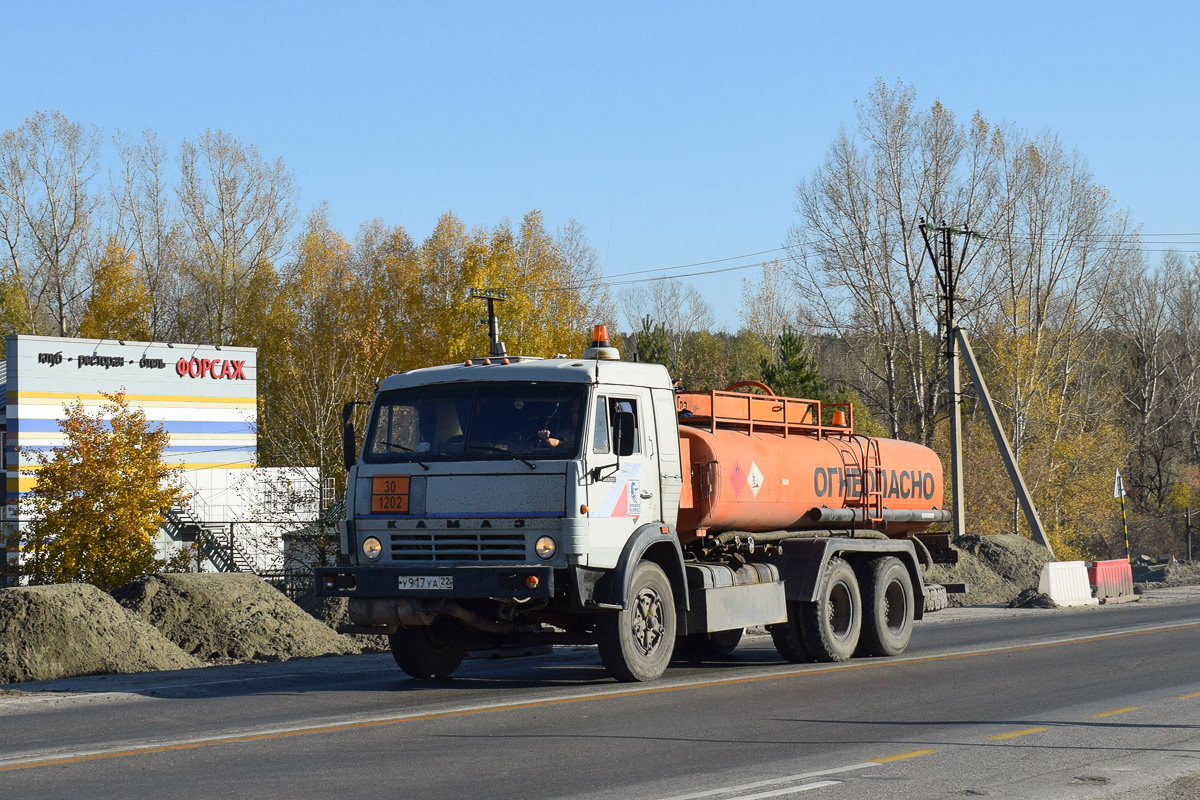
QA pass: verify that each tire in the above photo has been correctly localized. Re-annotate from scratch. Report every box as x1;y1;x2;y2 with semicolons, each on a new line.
676;628;744;661
799;557;862;662
856;557;915;657
924;583;948;612
598;561;677;682
770;604;812;663
703;628;743;656
388;617;468;679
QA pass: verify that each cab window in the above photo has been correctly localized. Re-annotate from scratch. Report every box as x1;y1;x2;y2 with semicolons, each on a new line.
608;397;641;454
593;396;610;453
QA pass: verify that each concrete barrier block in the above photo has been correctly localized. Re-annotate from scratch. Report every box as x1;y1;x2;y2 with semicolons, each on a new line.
1038;561;1099;607
1088;559;1137;603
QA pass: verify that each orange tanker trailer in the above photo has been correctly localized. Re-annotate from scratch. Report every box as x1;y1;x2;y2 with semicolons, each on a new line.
673;382;948;543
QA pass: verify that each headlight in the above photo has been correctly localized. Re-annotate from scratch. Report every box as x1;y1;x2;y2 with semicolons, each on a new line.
362;536;382;560
535;536;557;560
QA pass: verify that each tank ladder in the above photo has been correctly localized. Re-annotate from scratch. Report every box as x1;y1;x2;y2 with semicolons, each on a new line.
842;438;884;525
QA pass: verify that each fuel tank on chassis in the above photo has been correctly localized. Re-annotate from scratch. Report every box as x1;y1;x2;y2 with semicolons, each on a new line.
676;426;944;541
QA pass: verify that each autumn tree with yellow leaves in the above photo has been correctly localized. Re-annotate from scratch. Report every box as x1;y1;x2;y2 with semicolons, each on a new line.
78;238;152;340
17;391;190;591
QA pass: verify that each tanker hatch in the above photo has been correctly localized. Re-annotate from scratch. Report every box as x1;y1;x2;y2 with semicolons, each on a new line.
583;324;621;360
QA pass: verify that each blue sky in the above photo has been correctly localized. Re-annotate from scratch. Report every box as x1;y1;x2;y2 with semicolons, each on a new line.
5;1;1197;329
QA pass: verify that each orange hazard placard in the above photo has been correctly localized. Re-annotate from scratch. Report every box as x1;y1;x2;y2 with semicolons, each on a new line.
371;475;410;513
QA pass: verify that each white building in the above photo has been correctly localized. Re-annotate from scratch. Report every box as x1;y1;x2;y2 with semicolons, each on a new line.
3;335;318;578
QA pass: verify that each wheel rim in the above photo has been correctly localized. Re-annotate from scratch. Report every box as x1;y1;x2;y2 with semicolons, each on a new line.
631;586;666;656
883;579;908;634
827;580;854;641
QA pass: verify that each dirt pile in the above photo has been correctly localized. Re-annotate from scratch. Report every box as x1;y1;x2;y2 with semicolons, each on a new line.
112;574;357;662
1132;559;1200;588
0;584;201;684
296;592;390;653
926;534;1057;607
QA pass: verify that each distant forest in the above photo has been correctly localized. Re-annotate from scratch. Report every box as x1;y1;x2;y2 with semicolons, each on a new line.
4;82;1198;562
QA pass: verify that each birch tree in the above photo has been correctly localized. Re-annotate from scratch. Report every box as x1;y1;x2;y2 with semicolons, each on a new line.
788;81;1000;445
110;128;183;340
176;129;296;345
0;111;102;337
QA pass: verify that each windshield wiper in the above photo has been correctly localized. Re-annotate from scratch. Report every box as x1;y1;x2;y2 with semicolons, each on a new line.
384;441;429;470
466;443;537;470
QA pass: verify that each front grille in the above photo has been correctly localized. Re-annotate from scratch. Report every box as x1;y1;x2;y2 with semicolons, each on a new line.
389;532;526;562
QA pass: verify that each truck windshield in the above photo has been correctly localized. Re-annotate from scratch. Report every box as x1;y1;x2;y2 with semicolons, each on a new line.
364;383;587;463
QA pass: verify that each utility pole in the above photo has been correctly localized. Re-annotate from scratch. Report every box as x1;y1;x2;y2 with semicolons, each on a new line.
921;220;1054;555
470;287;508;357
920;221;972;540
1187;507;1193;564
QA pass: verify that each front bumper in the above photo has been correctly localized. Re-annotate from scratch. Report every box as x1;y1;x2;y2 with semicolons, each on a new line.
315;565;555;599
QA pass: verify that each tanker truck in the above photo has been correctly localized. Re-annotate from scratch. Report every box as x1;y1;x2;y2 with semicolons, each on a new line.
316;324;958;682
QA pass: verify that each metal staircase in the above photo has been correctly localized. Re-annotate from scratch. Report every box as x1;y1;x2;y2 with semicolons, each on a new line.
163;505;258;574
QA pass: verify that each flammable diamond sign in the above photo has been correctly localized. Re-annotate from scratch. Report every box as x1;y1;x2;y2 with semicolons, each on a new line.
730;462;746;496
747;461;764;498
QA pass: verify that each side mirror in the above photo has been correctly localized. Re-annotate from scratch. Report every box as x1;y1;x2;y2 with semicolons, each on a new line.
614;411;636;458
342;400;369;470
342;422;357;471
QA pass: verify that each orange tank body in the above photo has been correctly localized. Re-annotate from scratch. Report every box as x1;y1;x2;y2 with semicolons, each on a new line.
674;389;944;543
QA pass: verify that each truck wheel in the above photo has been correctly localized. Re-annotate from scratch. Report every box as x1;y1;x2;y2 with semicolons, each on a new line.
677;628;744;661
598;561;676;682
388;617;467;679
856;557;914;657
770;607;812;663
800;557;862;662
703;627;743;656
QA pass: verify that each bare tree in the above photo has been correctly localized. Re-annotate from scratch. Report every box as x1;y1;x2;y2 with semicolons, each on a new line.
176;130;296;345
788;81;1001;444
738;260;802;342
1105;250;1200;506
0;111;102;336
977;131;1135;474
110;128;183;340
557;218;615;327
618;279;716;366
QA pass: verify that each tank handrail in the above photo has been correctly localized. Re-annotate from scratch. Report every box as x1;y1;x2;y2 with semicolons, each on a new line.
676;389;854;437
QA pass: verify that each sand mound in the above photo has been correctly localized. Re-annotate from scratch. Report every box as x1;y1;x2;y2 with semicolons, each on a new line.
295;593;391;654
0;584;201;684
1133;559;1200;588
927;534;1057;607
112;574;357;662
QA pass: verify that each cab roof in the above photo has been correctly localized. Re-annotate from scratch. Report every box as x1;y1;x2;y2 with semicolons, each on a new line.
376;357;673;393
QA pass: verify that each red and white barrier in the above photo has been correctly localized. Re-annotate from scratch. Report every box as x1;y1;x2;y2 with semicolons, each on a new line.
1088;559;1138;604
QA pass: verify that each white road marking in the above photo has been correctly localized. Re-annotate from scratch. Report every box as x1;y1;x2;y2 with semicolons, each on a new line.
656;763;873;800
734;780;841;798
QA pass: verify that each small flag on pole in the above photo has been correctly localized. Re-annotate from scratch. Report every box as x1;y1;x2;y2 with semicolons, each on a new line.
1114;468;1126;499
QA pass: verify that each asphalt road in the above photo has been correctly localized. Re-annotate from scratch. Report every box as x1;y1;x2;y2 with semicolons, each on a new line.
2;587;1199;800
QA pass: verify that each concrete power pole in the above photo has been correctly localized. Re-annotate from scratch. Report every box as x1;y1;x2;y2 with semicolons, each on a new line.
919;221;971;540
919;220;1054;555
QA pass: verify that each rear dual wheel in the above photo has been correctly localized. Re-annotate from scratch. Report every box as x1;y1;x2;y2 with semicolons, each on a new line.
801;557;863;662
771;556;862;663
856;556;915;657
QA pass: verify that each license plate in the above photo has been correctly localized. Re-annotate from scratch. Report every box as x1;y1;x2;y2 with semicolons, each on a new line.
398;575;454;590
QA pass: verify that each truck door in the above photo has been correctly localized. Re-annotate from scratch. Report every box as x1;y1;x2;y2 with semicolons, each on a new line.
650;387;682;527
584;389;661;569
